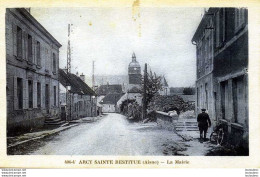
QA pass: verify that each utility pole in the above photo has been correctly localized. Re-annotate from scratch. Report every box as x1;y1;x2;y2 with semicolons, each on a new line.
92;61;95;90
91;60;95;117
66;24;72;122
142;63;147;120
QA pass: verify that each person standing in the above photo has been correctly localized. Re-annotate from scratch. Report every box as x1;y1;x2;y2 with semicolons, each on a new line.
197;109;211;141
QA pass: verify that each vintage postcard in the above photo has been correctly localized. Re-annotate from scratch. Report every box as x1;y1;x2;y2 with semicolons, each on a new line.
0;0;260;168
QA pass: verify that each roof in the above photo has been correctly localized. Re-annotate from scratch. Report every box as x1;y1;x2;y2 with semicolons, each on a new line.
96;84;123;96
128;86;142;93
59;69;96;95
178;95;196;102
14;8;62;48
100;93;123;105
129;61;140;68
129;52;140;68
191;8;217;43
161;77;168;87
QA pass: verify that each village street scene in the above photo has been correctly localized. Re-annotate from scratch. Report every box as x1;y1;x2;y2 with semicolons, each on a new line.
6;6;248;156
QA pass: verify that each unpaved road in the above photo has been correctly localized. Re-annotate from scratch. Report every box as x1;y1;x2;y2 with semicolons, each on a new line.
29;113;185;155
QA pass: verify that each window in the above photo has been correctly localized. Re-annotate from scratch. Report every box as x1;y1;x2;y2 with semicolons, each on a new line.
216;8;226;47
37;82;41;108
214;92;217;121
28;80;33;108
54;86;56;106
28;35;33;62
235;8;246;31
36;41;41;66
17;78;23;109
205;83;208;110
17;26;23;59
197;87;199;108
45;84;49;110
220;81;228;119
232;76;245;124
52;53;56;72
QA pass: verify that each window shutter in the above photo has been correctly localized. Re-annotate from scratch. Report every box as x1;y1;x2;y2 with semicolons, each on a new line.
33;80;37;108
13;76;18;110
23;79;28;109
42;84;45;108
32;38;35;64
12;23;17;57
24;32;28;61
22;31;25;60
40;45;44;67
49;49;51;71
222;8;226;42
44;48;47;69
216;11;220;47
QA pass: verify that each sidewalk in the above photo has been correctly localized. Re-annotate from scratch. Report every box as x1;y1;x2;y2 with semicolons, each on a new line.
7;115;104;149
175;130;217;156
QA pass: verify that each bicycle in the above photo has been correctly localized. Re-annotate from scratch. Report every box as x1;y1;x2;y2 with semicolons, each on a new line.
210;123;225;145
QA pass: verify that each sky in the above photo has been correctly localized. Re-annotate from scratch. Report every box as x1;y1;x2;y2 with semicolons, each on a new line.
31;7;204;87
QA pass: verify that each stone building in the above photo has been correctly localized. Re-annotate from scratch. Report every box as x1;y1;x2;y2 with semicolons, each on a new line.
6;8;62;135
96;84;123;113
59;69;97;120
192;8;248;147
192;8;215;122
99;93;123;113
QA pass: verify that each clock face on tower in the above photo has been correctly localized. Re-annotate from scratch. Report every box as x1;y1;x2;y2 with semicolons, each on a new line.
134;67;137;70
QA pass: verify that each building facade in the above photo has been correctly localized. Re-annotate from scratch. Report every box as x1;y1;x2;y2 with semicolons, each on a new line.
59;69;97;120
96;84;123;113
99;93;123;113
192;8;248;147
6;8;62;135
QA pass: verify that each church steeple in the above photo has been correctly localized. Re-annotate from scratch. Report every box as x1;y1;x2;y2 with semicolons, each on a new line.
128;52;141;85
132;52;136;62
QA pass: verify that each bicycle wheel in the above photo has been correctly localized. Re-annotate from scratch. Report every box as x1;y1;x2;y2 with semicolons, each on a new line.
217;129;224;145
210;132;217;143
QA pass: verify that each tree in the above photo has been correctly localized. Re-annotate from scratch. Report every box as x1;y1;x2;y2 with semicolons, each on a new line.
141;69;163;107
183;87;195;95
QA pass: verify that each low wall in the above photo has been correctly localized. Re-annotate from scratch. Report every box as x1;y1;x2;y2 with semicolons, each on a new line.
156;111;178;131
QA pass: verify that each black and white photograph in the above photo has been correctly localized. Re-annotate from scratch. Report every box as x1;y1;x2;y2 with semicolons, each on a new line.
5;6;249;157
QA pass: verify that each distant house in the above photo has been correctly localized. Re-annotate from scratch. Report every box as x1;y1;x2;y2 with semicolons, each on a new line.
99;93;123;113
96;84;123;113
59;69;96;120
159;76;170;96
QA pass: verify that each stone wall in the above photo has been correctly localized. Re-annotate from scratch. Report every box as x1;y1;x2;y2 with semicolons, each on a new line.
156;111;178;131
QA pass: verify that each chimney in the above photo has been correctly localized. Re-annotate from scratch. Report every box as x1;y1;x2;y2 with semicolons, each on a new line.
62;67;68;74
80;73;85;82
25;8;31;13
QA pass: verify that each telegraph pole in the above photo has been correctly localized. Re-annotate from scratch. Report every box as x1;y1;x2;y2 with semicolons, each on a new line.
91;60;95;117
142;63;147;120
66;24;72;122
92;61;95;90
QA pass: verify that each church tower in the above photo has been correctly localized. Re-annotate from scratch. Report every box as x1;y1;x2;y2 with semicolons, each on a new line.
128;52;141;84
